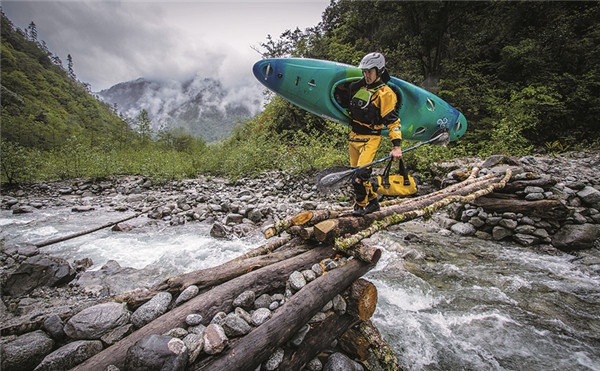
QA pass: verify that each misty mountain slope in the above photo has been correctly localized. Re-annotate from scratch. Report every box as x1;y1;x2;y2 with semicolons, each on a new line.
97;76;264;142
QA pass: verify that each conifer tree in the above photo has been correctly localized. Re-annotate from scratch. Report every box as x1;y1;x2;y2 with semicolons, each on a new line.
27;21;37;41
67;54;76;79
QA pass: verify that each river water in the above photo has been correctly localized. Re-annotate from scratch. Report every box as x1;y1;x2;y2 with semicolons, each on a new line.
1;207;599;370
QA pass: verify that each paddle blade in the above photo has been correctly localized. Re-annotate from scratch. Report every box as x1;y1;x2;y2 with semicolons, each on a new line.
315;167;354;193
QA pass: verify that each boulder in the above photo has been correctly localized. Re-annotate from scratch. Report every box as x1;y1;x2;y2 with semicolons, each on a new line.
210;222;231;239
131;292;172;328
577;186;600;205
182;333;204;363
43;314;66;340
323;352;364;371
202;324;228;355
1;330;54;371
33;340;102;371
3;254;76;296
492;226;513;241
232;290;255;310
251;308;272;326
451;222;476;236
552;223;600;251
175;285;199;306
265;347;285;371
222;313;252;338
64;302;130;339
125;335;188;371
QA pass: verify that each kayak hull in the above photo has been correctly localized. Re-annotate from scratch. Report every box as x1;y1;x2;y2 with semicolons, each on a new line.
253;58;467;142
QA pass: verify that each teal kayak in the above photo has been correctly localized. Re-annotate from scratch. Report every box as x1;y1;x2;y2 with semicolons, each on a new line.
252;58;467;142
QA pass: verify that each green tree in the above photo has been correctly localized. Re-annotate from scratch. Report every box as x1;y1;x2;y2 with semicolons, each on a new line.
135;110;153;146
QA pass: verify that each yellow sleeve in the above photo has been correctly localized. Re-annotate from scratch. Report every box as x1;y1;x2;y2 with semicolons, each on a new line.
377;87;402;142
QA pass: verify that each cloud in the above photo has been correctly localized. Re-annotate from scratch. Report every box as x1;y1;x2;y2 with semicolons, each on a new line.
2;0;329;91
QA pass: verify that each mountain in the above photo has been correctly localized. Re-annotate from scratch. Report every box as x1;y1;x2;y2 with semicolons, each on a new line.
1;12;132;150
96;76;265;143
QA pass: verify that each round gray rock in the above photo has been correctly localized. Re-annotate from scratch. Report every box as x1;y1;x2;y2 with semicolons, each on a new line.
64;302;130;339
125;335;188;371
131;291;172;328
1;330;54;371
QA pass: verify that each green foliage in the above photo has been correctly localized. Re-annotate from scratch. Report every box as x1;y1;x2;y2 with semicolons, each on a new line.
3;3;600;185
1;140;42;183
1;12;134;151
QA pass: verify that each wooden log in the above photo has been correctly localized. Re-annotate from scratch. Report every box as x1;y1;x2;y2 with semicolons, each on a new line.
73;245;337;371
498;174;555;193
471;194;569;219
357;320;403;371
335;170;512;250
255;278;377;370
343;243;381;264
34;208;151;248
112;242;311;308
263;169;489;239
338;327;371;361
299;226;315;240
316;173;506;243
346;278;378;321
277;313;359;370
193;257;375;371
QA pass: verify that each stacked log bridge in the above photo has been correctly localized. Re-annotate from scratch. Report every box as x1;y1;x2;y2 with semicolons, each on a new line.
73;245;337;371
262;168;495;242
314;170;510;244
193;259;378;370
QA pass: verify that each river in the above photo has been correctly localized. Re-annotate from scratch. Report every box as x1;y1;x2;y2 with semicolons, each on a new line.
1;207;599;370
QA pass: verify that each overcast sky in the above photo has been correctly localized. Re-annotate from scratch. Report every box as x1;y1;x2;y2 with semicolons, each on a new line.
2;0;330;92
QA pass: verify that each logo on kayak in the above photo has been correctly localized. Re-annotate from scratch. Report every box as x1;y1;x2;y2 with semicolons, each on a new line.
437;117;449;128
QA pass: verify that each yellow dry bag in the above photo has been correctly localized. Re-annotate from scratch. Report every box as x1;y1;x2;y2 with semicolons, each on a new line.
371;159;417;197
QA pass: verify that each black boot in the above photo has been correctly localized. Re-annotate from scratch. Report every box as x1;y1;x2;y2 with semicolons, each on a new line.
352;203;365;217
364;199;380;214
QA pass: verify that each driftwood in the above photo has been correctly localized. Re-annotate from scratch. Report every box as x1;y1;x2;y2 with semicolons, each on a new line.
192;258;375;371
73;245;337;371
34;208;151;248
471;194;569;220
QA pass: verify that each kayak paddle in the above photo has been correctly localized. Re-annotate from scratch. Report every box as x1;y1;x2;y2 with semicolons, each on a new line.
316;131;449;192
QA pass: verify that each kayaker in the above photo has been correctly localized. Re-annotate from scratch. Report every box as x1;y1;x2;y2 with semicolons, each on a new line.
348;52;403;216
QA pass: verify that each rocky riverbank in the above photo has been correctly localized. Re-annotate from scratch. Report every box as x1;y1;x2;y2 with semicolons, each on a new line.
1;150;599;370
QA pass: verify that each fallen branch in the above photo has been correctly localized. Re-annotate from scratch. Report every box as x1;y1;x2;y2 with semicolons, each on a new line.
34;208;151;248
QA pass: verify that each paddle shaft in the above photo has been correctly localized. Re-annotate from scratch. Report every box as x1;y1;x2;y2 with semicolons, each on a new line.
352;132;445;172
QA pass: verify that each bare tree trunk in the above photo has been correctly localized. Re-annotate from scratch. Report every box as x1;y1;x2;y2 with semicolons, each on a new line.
192;258;376;371
72;245;337;371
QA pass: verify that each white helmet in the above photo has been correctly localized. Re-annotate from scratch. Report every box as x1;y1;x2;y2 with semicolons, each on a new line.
358;52;385;71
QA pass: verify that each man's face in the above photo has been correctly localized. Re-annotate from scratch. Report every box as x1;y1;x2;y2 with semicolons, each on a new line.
362;68;378;85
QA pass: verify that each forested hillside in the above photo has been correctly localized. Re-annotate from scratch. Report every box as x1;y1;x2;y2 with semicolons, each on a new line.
2;2;599;183
255;1;600;154
1;11;133;150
